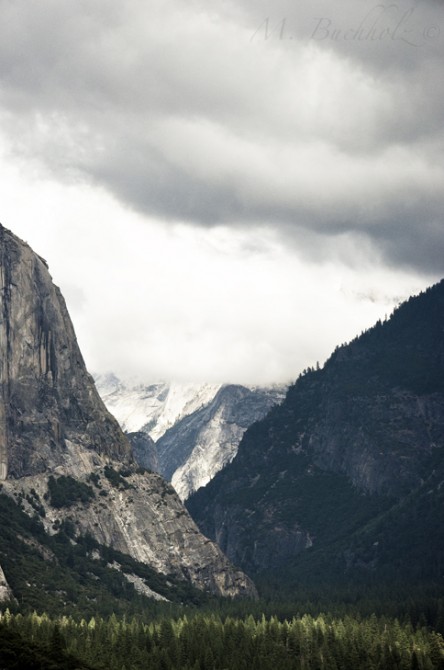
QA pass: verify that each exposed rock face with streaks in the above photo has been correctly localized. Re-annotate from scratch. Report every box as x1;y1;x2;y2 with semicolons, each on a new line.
2;461;255;598
159;384;286;500
127;431;159;472
0;224;256;599
0;224;130;479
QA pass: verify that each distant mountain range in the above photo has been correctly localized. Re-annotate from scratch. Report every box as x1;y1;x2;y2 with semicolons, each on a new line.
95;376;286;500
187;280;444;589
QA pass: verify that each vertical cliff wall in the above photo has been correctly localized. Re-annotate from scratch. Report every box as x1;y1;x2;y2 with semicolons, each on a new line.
0;224;131;478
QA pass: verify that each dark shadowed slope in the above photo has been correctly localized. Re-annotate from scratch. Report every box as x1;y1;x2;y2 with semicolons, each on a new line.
187;280;444;584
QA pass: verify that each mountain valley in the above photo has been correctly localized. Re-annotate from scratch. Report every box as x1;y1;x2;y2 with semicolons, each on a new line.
0;222;443;669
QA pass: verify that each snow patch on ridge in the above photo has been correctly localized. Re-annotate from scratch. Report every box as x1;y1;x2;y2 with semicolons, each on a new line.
95;374;221;440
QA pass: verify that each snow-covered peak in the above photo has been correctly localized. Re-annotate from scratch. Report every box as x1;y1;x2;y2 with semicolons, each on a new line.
94;374;222;440
151;382;223;440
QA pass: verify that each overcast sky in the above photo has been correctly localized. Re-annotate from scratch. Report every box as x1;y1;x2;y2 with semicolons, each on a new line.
0;0;443;384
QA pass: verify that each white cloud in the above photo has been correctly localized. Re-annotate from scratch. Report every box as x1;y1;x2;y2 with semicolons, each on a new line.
0;0;442;383
0;149;431;383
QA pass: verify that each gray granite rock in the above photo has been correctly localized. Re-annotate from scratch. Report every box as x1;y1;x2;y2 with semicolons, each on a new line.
0;564;14;602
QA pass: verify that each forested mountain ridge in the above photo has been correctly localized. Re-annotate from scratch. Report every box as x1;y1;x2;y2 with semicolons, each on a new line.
0;224;256;601
187;280;444;581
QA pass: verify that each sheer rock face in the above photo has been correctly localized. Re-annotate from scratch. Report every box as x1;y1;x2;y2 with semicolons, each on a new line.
0;225;257;598
0;225;130;479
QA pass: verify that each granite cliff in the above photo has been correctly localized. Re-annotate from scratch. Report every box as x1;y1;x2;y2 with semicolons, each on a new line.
127;431;159;472
0;224;129;479
0;224;256;599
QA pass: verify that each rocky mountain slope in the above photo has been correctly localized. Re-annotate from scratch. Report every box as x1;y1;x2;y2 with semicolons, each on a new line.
1;464;254;600
96;375;285;499
158;384;286;500
0;224;256;600
187;280;444;583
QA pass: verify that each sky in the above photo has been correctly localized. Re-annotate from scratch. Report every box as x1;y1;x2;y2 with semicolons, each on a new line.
0;0;443;385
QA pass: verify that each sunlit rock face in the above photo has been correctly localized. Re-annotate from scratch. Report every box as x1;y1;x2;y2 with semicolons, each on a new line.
160;384;287;500
2;465;257;598
0;564;13;602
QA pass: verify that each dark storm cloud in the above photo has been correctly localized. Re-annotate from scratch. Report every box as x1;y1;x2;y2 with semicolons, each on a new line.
0;0;443;273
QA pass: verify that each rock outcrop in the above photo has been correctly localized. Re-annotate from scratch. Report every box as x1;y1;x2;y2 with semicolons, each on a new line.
127;431;159;472
0;564;14;602
0;224;256;598
2;463;255;598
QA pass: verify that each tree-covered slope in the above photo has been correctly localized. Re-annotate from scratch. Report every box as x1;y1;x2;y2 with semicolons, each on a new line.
2;608;444;670
187;280;444;582
0;490;212;618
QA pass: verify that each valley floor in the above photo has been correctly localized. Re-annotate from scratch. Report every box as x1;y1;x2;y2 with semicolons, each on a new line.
1;607;444;670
